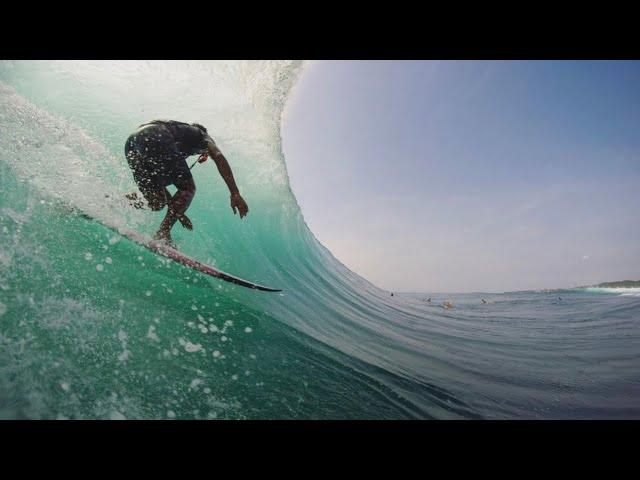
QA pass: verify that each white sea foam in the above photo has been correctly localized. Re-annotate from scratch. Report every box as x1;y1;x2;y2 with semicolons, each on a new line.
585;287;640;296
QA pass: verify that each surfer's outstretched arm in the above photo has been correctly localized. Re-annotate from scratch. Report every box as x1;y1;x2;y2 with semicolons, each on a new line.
206;138;249;218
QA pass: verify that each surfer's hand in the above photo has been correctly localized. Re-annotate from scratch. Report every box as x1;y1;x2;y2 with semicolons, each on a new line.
230;193;249;218
197;152;208;164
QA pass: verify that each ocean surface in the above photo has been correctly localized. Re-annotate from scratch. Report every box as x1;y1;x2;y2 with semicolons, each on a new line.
0;61;638;419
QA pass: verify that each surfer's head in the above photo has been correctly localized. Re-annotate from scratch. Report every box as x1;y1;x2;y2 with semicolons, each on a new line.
191;123;208;134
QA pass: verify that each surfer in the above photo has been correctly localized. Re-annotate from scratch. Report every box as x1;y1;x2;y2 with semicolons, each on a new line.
124;120;249;246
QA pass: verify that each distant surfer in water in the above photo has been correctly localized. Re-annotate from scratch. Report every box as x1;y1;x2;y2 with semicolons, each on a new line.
124;120;248;247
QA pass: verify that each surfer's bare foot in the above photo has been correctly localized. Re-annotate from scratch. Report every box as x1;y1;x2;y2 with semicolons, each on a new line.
177;213;193;230
125;192;146;209
153;230;177;249
155;238;177;250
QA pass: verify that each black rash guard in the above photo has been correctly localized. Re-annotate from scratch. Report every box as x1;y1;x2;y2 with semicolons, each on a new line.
140;120;209;158
124;120;211;200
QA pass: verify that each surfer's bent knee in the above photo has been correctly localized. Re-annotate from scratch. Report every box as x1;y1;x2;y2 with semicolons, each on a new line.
176;178;196;199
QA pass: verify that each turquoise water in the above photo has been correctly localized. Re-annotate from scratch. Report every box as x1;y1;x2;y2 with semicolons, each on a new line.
0;61;638;419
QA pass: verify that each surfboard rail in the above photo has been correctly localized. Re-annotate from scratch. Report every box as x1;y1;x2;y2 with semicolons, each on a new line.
79;212;282;292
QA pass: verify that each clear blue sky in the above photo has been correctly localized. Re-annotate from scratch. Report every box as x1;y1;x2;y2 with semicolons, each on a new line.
282;61;640;293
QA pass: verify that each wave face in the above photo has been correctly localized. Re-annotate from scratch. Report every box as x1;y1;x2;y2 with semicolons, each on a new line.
1;61;639;419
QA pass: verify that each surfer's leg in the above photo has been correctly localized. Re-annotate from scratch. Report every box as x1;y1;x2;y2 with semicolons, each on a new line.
126;128;173;211
144;188;169;211
163;188;193;230
154;177;195;241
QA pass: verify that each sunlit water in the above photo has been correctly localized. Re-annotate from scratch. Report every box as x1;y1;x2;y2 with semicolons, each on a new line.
0;61;638;419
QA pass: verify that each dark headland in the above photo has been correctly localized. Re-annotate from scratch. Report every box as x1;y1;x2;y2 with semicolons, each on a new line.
580;280;640;288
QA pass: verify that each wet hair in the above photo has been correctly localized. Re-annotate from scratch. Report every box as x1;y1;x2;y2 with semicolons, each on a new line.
191;123;208;134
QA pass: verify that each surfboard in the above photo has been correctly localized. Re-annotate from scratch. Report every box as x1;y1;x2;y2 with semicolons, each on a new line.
79;213;282;292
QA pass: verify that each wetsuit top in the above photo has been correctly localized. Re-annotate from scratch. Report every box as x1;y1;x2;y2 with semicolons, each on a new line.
140;120;210;158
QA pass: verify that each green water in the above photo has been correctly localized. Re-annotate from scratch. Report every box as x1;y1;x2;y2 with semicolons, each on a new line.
4;61;636;419
0;61;435;419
